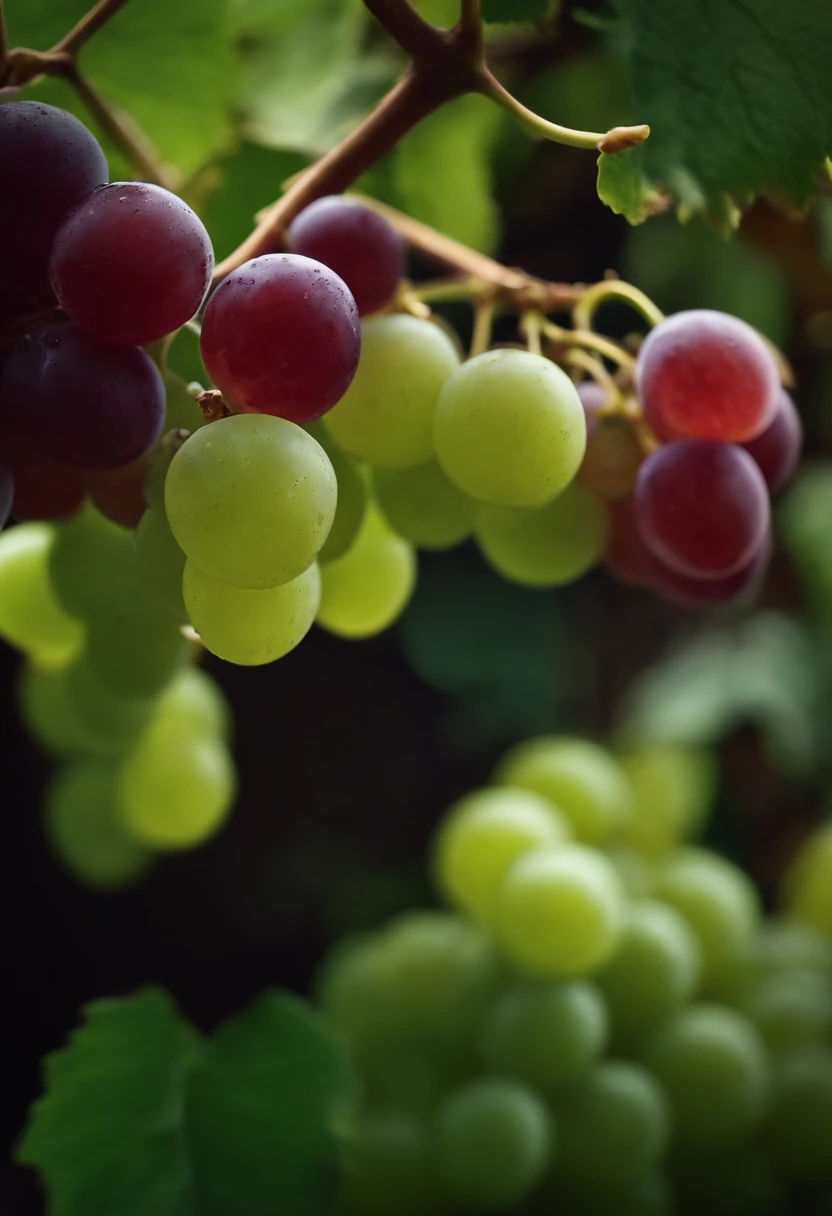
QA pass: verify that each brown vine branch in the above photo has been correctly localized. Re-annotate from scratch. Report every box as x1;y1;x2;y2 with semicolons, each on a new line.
53;0;131;58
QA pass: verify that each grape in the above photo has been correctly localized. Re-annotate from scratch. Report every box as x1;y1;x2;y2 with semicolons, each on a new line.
134;507;187;623
165;413;336;589
342;1113;446;1216
619;744;715;860
550;1172;673;1216
635;310;780;443
183;559;320;666
597;901;702;1046
318;935;407;1064
748;918;832;981
49;503;135;623
635;441;770;579
654;847;761;990
741;969;832;1054
478;979;608;1088
1;321;165;469
50;182;214;347
64;660;154;754
493;845;625;978
0;101;107;309
154;666;231;742
85;588;189;698
433;349;586;507
374;460;476;550
577;379;607;434
0;523;84;666
45;760;152;889
366;1041;466;1116
782;822;832;937
604;495;653;587
0;459;13;529
474;483;608;588
554;1061;670;1185
432;786;572;920
325;315;460;468
606;847;656;899
316;505;416;638
579;416;644;499
649;534;771;610
163;366;206;433
200;253;360;422
87;457;148;529
642;1005;770;1153
287;196;405;316
494;736;631;846
118;719;235;850
765;1048;832;1180
741;389;802;494
434;1078;552;1210
19;662;100;757
671;1147;784;1216
306;422;367;563
0;422;88;522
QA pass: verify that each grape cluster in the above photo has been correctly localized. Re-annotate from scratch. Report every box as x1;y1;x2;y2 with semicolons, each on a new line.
317;737;832;1215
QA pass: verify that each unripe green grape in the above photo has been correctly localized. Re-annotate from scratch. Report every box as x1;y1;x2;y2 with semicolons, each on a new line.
642;1005;770;1154
45;760;153;889
764;1047;832;1180
184;560;321;666
782;822;832;938
165;413;336;588
154;666;231;742
19;662;101;757
325;314;460;469
494;845;625;978
433;786;572;920
475;483;607;587
478;978;608;1089
0;523;84;667
316;934;403;1063
306;422;367;563
316;505;416;639
434;1078;552;1211
433;349;586;508
134;507;188;623
342;1112;448;1216
374;460;476;550
63;659;154;754
49;503;135;623
85;587;190;699
619;743;716;859
495;735;631;846
740;969;832;1054
605;846;656;898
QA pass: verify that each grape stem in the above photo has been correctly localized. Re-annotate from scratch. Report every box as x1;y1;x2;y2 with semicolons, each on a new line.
53;0;132;57
572;279;665;331
470;298;496;357
541;319;637;371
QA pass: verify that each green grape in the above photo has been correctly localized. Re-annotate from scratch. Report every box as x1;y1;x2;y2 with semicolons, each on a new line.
494;735;631;846
671;1147;784;1216
493;845;625;978
0;523;84;667
163;366;205;432
433;786;572;920
433;349;586;508
765;1048;832;1180
45;760;153;889
183;560;320;666
373;460;476;550
317;934;403;1064
434;1078;552;1211
343;1113;448;1216
654;847;761;991
549;1171;672;1216
153;666;231;742
144;428;190;512
134;507;188;623
19;662;100;757
782;822;832;938
307;422;367;563
619;744;716;859
325;315;460;469
478;978;608;1089
85;587;190;699
554;1061;670;1186
165;413;336;589
642;1005;770;1154
49;503;135;623
118;719;236;850
475;483;608;587
751;918;832;977
605;847;656;898
740;969;832;1054
597;901;702;1047
364;1040;472;1116
64;659;154;754
316;505;416;639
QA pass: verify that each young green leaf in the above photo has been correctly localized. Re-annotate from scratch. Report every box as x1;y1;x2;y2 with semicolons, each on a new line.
597;148;663;224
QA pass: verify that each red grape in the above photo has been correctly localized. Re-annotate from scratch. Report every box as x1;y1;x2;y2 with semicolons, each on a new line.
741;388;802;495
604;496;652;586
634;440;769;578
636;310;780;443
0;424;87;520
50;182;214;347
287;196;405;316
649;534;771;609
87;457;148;528
200;254;361;422
0;102;108;312
577;380;608;436
578;416;644;500
1;322;165;470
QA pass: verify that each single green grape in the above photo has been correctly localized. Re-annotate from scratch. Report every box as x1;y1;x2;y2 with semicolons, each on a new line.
618;743;716;859
475;483;608;586
782;822;832;938
373;460;476;550
325;314;460;469
764;1047;832;1180
153;666;231;742
307;422;367;563
0;523;84;667
342;1112;448;1216
316;934;404;1065
64;659;155;754
316;505;416;639
19;662;100;757
49;503;135;623
134;507;188;623
494;735;631;846
740;969;832;1054
165;413;336;589
433;786;572;920
84;585;190;700
433;349;586;507
184;559;321;666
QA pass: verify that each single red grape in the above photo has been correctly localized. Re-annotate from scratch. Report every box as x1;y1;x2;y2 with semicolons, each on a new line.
604;496;653;587
50;182;214;347
0;423;87;520
200;254;361;422
741;389;802;495
287;196;405;316
649;534;771;609
636;310;780;443
634;440;770;578
577;380;608;436
87;457;148;529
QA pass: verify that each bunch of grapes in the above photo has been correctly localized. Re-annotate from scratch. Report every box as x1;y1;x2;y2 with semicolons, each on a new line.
317;736;832;1215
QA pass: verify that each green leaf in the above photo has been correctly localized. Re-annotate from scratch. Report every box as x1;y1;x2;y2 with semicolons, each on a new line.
780;465;832;623
483;0;550;21
201;143;309;263
613;0;832;219
18;988;355;1216
597;148;661;224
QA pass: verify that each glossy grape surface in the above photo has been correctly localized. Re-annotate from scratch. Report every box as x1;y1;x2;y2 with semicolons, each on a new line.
741;388;802;495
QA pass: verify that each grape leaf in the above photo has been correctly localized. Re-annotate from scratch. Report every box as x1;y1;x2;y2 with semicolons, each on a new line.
483;0;550;21
597;148;662;224
18;988;354;1216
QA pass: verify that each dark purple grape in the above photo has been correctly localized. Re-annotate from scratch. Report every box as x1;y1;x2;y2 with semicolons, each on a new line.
0;322;164;470
0;458;13;529
287;196;405;316
741;389;802;495
649;534;771;609
577;380;608;436
0;101;108;311
50;182;214;347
